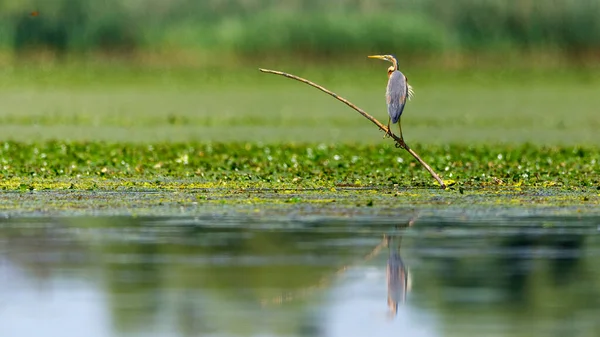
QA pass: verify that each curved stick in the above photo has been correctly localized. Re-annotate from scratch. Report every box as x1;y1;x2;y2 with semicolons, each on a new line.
260;234;389;306
259;68;446;189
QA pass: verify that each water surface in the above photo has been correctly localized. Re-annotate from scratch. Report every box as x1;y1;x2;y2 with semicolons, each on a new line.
1;215;599;337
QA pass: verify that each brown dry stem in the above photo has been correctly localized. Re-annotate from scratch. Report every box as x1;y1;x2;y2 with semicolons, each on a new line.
259;68;446;189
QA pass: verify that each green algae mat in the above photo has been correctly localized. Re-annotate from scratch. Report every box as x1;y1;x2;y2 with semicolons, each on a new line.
0;142;598;217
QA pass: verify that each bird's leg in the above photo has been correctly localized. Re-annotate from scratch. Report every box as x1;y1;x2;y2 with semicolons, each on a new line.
384;117;392;138
397;119;406;148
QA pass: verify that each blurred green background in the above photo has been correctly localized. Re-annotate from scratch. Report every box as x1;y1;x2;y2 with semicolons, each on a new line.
0;0;599;145
2;0;600;65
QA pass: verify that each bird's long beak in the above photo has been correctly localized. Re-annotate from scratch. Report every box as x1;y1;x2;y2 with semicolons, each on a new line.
368;55;397;70
368;55;387;61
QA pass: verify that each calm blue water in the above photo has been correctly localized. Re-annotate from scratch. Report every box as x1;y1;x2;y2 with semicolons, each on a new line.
1;215;599;337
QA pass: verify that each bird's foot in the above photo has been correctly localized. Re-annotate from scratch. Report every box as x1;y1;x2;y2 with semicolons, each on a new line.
395;138;406;149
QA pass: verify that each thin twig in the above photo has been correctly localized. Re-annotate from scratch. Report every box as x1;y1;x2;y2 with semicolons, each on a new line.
260;234;389;307
259;68;446;189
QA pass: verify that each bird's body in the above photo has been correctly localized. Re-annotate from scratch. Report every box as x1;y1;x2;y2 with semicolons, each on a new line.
386;70;408;124
368;55;414;142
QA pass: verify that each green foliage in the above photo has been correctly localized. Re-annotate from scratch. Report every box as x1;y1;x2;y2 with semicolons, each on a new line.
432;0;600;52
0;142;598;190
1;0;600;61
6;0;138;55
12;12;68;56
215;12;449;57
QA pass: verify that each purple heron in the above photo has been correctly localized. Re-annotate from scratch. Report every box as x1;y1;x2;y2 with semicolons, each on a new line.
368;54;414;142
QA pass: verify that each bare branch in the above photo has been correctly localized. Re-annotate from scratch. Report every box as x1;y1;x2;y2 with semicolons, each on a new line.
259;68;446;189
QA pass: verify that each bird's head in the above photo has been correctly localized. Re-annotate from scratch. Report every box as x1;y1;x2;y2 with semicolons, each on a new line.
368;54;399;77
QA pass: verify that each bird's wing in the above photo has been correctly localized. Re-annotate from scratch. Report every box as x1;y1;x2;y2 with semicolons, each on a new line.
386;71;408;123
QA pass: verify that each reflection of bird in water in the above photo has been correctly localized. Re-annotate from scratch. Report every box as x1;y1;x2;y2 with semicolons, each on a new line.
386;238;410;316
385;216;416;317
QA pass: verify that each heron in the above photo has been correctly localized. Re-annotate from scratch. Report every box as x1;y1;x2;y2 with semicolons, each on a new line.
368;55;414;143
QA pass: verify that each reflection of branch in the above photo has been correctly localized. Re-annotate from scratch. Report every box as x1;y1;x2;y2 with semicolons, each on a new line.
259;68;446;189
260;217;418;307
260;235;389;307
